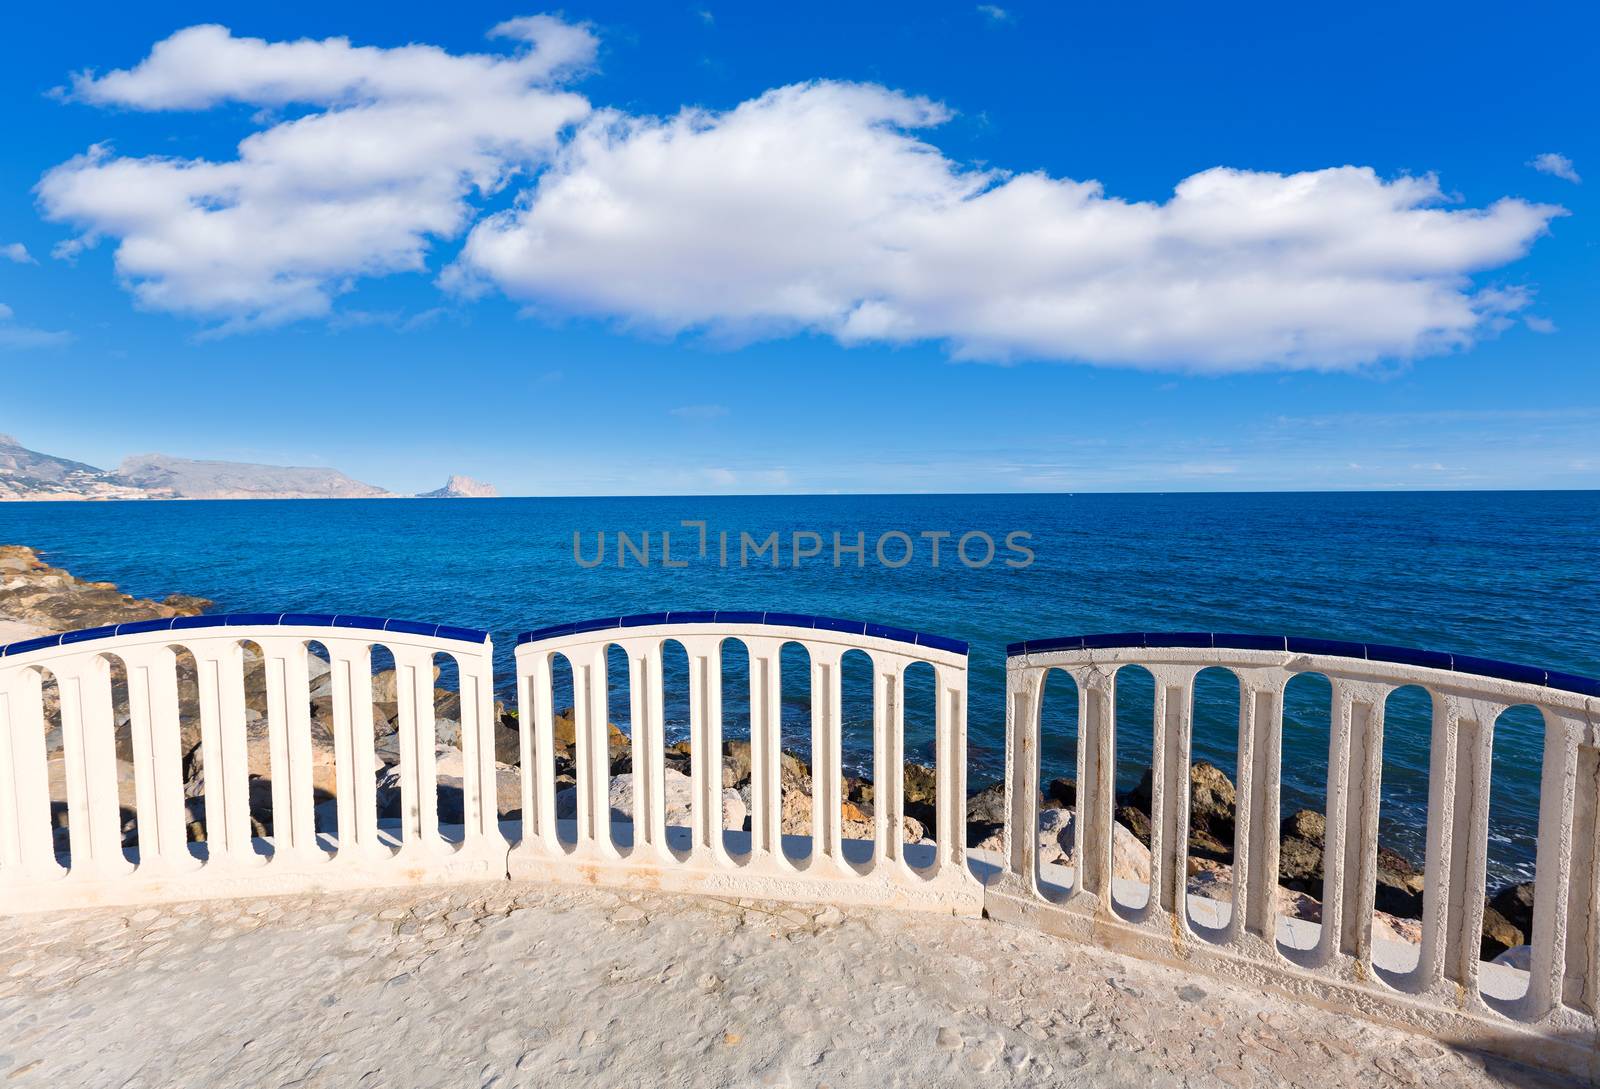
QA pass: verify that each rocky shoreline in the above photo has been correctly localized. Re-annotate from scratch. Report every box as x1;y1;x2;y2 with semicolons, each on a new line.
1;544;1536;963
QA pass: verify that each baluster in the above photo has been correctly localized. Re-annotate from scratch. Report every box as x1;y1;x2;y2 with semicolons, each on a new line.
327;640;382;859
56;654;132;878
1076;669;1116;903
1235;679;1283;942
809;646;844;868
686;638;725;863
571;644;617;859
267;639;318;861
1002;664;1042;888
1524;710;1581;1017
1567;739;1600;1013
1149;668;1195;918
1329;682;1387;964
0;667;60;879
456;647;502;849
746;638;784;864
192;642;254;865
392;645;439;852
624;643;658;856
936;662;968;874
120;645;191;871
529;652;560;854
872;658;903;867
1418;695;1497;992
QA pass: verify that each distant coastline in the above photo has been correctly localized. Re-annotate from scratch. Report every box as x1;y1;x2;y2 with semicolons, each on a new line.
0;432;495;501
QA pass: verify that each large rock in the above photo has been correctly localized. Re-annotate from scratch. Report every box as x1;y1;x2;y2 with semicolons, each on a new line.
555;768;746;831
1480;905;1524;961
1122;761;1236;859
1009;806;1150;885
779;788;926;845
1489;880;1535;938
0;545;212;632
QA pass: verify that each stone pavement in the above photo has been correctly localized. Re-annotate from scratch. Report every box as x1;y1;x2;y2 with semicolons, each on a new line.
0;882;1572;1088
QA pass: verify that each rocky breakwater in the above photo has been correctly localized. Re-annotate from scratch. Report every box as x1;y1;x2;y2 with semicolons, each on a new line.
965;761;1538;963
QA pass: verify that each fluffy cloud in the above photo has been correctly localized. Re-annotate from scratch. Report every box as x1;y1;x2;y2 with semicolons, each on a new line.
1528;152;1581;184
1;243;34;264
37;17;594;330
452;80;1561;372
39;19;1564;371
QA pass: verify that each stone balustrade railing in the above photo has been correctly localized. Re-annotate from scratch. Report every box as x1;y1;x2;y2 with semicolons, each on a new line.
0;615;506;911
506;612;979;910
2;614;1597;1075
990;633;1600;1078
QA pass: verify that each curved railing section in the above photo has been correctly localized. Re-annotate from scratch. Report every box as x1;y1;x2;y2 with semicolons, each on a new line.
991;632;1600;1078
509;612;981;913
0;614;505;912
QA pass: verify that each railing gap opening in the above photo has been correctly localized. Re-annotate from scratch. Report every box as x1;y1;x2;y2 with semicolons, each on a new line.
1482;703;1541;1007
718;638;752;860
778;640;814;863
1111;664;1155;913
104;653;140;864
1184;666;1240;938
1277;671;1332;964
1036;666;1079;903
549;651;578;849
658;640;691;855
237;641;273;857
1371;684;1432;982
600;642;634;854
839;649;876;869
172;647;206;856
38;668;68;866
902;660;937;874
306;641;338;844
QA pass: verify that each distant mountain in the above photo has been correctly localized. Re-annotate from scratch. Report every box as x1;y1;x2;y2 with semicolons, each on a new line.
0;434;406;501
114;454;393;500
416;475;498;498
0;434;145;500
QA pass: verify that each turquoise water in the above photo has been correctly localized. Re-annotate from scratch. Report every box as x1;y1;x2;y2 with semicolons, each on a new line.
3;492;1596;884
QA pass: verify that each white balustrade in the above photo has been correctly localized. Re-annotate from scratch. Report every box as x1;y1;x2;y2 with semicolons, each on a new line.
4;609;1596;1076
506;612;981;914
0;615;505;912
989;634;1600;1080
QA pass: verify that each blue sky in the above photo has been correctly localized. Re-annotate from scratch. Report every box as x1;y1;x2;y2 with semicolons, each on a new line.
1;1;1595;495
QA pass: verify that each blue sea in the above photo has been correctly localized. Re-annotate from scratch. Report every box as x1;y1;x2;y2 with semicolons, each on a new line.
3;492;1596;887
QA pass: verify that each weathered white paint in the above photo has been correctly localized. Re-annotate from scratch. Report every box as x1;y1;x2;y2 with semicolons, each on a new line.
507;622;982;914
988;642;1600;1081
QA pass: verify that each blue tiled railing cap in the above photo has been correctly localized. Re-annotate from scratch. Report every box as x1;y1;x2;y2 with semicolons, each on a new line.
0;613;489;658
1004;632;1599;699
516;611;968;657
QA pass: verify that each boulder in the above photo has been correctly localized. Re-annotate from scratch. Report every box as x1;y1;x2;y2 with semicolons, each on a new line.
1123;761;1236;859
1033;806;1151;885
555;768;746;832
1489;880;1535;938
1480;905;1524;961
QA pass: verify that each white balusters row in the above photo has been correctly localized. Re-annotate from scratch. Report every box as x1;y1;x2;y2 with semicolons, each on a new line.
988;640;1600;1080
0;621;504;912
506;621;981;914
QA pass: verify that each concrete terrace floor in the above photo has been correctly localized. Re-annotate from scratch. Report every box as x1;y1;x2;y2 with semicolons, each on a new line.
0;882;1574;1089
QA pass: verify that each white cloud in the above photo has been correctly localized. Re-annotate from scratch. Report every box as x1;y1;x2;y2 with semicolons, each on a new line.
1528;152;1581;184
1524;315;1557;334
38;21;1567;373
1;243;35;264
37;17;595;331
0;303;71;348
977;5;1013;22
669;403;729;419
453;80;1562;373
